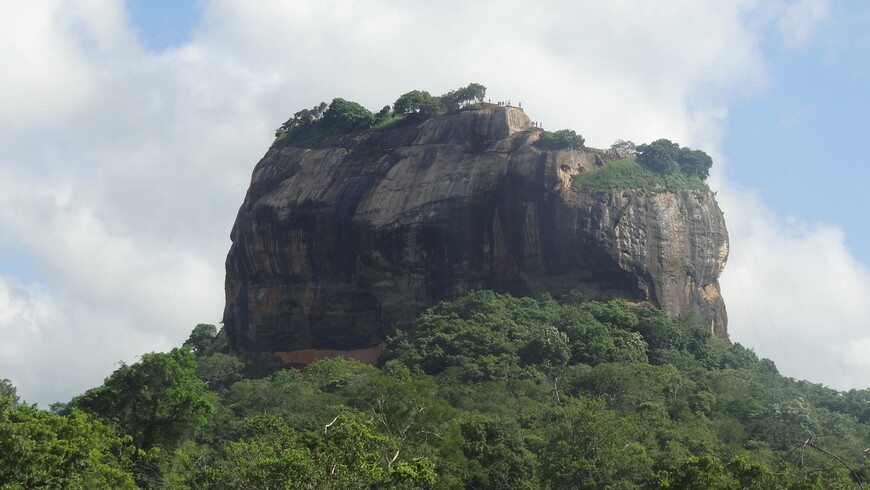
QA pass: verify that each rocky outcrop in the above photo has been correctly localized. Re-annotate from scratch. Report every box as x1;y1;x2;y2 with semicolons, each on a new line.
224;106;729;362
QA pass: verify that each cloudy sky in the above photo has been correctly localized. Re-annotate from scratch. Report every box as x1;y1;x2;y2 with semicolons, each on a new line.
2;0;868;406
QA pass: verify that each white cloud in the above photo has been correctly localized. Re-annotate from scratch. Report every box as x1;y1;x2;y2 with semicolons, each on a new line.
0;3;96;130
0;0;864;404
717;184;870;390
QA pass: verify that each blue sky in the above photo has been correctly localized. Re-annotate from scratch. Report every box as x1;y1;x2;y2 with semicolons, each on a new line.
124;0;870;262
724;1;870;263
127;0;199;52
2;0;868;405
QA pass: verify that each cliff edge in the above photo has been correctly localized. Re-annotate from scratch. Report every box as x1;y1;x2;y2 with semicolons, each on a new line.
223;106;729;362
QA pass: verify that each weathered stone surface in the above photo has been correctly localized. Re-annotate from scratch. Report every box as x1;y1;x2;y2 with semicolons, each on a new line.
224;106;729;360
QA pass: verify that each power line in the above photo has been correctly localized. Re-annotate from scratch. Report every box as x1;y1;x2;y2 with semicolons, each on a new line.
733;241;797;378
730;255;766;358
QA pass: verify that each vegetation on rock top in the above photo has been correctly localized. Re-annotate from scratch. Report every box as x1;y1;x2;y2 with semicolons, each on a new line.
273;83;487;148
532;129;586;151
571;137;715;195
574;157;711;195
272;84;716;195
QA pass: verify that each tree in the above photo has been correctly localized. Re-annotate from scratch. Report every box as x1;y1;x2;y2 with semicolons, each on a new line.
441;83;487;111
275;101;327;137
542;396;652;488
460;415;540;488
195;352;245;391
463;83;487;104
322;97;375;131
652;455;739;489
610;139;637;158
321;414;438;488
678;147;713;180
636;138;680;174
518;325;570;366
533;129;585;151
72;347;213;451
375;104;392;122
174;414;318;488
393;90;442;118
184;323;218;356
0;378;18;405
0;398;136;488
636;138;714;180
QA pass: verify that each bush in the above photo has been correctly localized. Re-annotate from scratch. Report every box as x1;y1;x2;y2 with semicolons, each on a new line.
636;139;713;180
393;90;442;118
440;83;487;111
321;98;375;131
573;158;710;194
636;139;680;173
534;129;585;151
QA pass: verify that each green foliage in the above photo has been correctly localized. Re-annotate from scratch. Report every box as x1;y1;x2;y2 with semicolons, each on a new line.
393;90;442;119
610;139;637;157
8;290;870;488
274;83;487;147
395;83;487;118
651;453;859;489
0;378;19;405
273;97;375;146
0;398;136;488
169;413;437;489
573;157;711;194
387;291;574;375
71;347;213;451
678;146;714;180
533;129;586;151
183;419;317;489
322;414;437;488
321;97;375;131
636;138;681;173
460;415;540;488
184;323;228;357
371;113;403;130
195;352;244;391
440;82;487;111
636;138;714;180
541;395;653;488
275;101;327;138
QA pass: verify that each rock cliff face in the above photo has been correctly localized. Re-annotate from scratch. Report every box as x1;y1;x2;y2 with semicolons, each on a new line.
224;106;729;362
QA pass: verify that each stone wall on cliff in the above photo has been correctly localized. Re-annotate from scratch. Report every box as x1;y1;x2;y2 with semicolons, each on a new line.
224;106;729;361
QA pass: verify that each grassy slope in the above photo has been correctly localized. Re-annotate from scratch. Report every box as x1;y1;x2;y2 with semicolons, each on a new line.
573;157;711;195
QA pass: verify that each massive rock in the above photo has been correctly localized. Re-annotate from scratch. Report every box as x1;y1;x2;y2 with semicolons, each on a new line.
224;106;729;362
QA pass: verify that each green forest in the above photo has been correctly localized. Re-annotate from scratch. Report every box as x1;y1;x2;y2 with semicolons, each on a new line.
2;290;869;489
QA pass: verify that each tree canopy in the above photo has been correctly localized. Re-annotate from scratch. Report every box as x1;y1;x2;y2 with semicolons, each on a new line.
393;83;488;118
5;292;870;488
636;138;714;180
274;83;490;147
70;347;213;452
533;129;586;151
393;90;442;118
440;83;487;111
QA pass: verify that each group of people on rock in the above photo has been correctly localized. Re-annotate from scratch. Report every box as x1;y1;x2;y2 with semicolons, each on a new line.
486;99;538;127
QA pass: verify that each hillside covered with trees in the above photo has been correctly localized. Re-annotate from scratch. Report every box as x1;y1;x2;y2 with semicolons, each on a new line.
3;291;869;488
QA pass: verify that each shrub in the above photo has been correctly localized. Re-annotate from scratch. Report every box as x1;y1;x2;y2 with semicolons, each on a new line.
636;139;713;180
573;158;710;194
534;129;585;151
